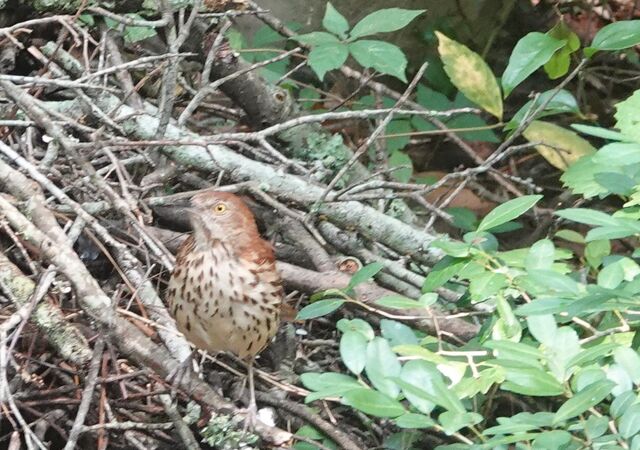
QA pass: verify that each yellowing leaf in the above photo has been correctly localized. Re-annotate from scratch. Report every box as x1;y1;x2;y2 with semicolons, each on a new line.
436;31;503;119
523;121;596;170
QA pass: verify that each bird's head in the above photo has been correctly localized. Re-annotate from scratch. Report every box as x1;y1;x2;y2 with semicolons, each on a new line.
188;191;259;247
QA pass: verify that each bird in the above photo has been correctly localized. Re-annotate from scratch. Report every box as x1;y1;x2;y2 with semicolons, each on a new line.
166;191;283;426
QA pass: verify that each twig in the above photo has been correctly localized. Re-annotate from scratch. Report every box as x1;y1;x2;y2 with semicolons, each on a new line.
87;6;167;27
64;338;105;450
256;391;364;450
155;0;202;138
158;394;200;449
317;63;429;204
0;328;48;450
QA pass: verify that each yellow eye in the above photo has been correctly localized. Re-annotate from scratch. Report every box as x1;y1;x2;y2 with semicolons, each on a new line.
213;203;227;214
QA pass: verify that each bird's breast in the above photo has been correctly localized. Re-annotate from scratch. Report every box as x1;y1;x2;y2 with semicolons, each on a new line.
167;243;282;358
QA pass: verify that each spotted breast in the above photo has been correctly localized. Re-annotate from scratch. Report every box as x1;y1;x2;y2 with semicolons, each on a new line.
166;191;283;359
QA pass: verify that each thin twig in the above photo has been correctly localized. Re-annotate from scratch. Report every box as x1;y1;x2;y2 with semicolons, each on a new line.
318;63;429;204
64;338;105;450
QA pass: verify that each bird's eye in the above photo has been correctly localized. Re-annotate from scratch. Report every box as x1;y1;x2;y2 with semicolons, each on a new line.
213;203;227;214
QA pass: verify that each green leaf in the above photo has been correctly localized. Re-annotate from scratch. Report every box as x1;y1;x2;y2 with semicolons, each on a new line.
381;319;418;346
609;363;637;396
545;327;581;382
78;14;94;26
365;337;402;398
619;404;640;439
294;31;341;46
525;239;555;271
388;150;413;182
615;89;640;143
502;32;566;97
340;331;367;375
438;411;483;435
515;297;574;316
385;120;412;152
375;295;424;309
252;23;290;47
544;46;571;80
419;293;438;307
349;8;425;39
383;431;419;450
586;226;640;241
494;296;522;341
614;347;640;384
454;367;504;399
423;257;469;291
435;31;503;119
225;29;248;53
589;20;640;53
584;239;611;269
567;342;618;368
561;155;610;198
572;123;630;141
446;207;478;231
469;272;508;302
527;314;557;346
485;340;544;363
477;195;543;232
348;262;384;289
294;424;323;441
521;269;581;295
395;413;435;429
337;318;375;340
342;388;406;418
555;229;585;243
394;344;449;365
523;121;596;170
592;143;640;166
556;208;623;227
399;360;439;414
505;89;580;131
301;372;361;402
532;430;572;449
611;390;638;418
393;377;466;413
348;40;408;82
553;381;616;424
544;21;581;80
594;172;636;196
480;434;541;447
585;415;611;440
322;3;349;38
124;24;157;43
484;413;551;435
501;366;565;396
417;84;452;111
296;299;345;320
430;239;470;257
308;43;349;81
301;372;360;391
446;105;500;142
598;261;625;289
105;14;157;43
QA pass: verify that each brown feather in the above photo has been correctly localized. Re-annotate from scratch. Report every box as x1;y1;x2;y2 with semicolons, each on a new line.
166;192;283;359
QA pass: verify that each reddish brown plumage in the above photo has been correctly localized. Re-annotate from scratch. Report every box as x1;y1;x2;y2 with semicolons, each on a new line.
167;192;283;359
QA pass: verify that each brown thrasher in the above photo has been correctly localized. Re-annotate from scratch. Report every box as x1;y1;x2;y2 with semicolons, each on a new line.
166;191;283;425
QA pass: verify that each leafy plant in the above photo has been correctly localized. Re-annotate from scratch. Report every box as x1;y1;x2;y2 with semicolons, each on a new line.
294;16;640;450
293;3;424;81
103;15;158;43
